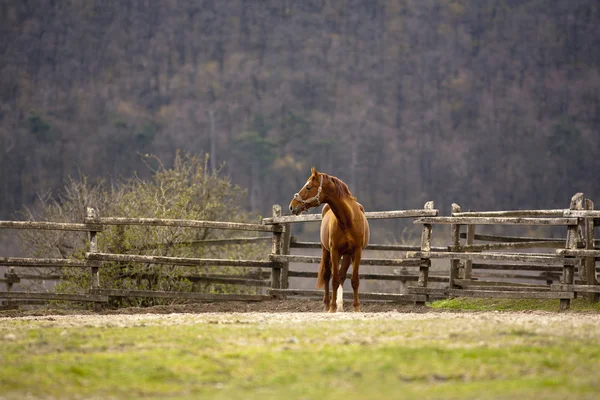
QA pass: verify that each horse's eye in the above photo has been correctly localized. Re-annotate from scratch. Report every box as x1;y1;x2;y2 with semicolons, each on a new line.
306;186;311;191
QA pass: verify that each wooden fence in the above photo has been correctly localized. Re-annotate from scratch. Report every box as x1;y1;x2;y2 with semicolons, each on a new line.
0;204;443;308
406;193;599;309
262;202;440;303
1;193;599;310
0;207;280;310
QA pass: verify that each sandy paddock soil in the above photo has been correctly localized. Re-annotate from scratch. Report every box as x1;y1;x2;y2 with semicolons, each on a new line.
0;299;411;318
1;300;600;330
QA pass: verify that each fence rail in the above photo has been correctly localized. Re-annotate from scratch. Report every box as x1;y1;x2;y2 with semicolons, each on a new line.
413;217;577;226
0;221;103;231
407;251;577;264
93;289;272;302
288;237;448;252
0;258;100;268
0;291;109;302
266;289;426;303
86;252;275;268
269;254;422;267
262;209;439;224
84;216;280;232
452;210;566;217
410;287;575;299
2;193;599;310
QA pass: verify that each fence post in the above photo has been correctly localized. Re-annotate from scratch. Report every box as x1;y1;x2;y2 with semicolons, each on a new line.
280;222;291;289
464;224;475;280
561;193;583;310
584;198;598;302
5;267;18;292
398;267;408;294
4;267;19;309
270;205;283;294
86;207;102;311
576;203;587;284
417;201;434;304
449;203;461;289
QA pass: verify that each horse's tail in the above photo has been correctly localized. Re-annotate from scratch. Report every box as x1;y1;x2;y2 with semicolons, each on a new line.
316;249;330;289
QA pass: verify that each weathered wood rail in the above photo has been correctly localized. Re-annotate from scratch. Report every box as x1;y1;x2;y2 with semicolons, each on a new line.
405;193;600;309
261;209;439;224
2;193;599;310
0;207;285;308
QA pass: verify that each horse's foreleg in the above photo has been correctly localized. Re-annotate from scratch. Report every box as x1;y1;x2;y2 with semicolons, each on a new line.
337;255;352;312
329;250;342;313
351;250;362;312
318;248;331;312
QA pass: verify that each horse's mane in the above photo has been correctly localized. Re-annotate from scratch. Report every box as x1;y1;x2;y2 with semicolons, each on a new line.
327;174;356;201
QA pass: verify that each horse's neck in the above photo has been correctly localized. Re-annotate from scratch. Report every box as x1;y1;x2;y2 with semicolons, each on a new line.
325;195;355;228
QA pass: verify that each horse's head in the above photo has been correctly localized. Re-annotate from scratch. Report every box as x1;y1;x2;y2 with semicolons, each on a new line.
289;167;324;215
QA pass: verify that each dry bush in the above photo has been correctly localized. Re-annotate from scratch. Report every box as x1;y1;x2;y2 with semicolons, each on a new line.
18;152;269;307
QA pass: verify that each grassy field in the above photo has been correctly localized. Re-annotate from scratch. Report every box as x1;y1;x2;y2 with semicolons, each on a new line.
430;297;600;312
1;304;600;400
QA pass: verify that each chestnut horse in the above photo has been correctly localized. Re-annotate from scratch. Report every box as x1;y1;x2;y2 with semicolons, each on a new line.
289;168;369;312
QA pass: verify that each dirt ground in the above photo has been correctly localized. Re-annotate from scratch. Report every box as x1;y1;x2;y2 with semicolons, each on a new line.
1;300;600;332
2;293;600;329
0;299;421;318
1;299;600;338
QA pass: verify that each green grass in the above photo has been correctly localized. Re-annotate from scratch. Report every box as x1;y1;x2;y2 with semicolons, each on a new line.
430;297;600;312
1;314;600;399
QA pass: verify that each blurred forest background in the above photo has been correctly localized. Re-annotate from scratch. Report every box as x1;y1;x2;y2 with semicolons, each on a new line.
1;0;599;221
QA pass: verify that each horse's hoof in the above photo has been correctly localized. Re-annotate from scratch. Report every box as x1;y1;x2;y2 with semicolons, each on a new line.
328;307;337;313
353;306;361;312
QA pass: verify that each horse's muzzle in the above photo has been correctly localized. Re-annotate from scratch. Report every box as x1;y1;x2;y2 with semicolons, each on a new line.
289;204;304;215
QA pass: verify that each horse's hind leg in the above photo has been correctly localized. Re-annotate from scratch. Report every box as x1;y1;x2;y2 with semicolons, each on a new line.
329;249;342;313
317;247;331;312
337;255;352;312
351;250;362;312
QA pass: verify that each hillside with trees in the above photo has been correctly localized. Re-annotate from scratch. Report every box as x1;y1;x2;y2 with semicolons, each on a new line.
1;0;599;221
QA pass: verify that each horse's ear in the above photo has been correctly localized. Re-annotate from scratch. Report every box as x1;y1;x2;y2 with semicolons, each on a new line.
311;167;318;176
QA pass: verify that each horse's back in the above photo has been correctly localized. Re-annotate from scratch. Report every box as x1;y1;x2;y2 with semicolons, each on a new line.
320;203;369;251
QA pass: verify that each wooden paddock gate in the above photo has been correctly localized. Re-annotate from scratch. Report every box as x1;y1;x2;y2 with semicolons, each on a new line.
1;193;599;311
